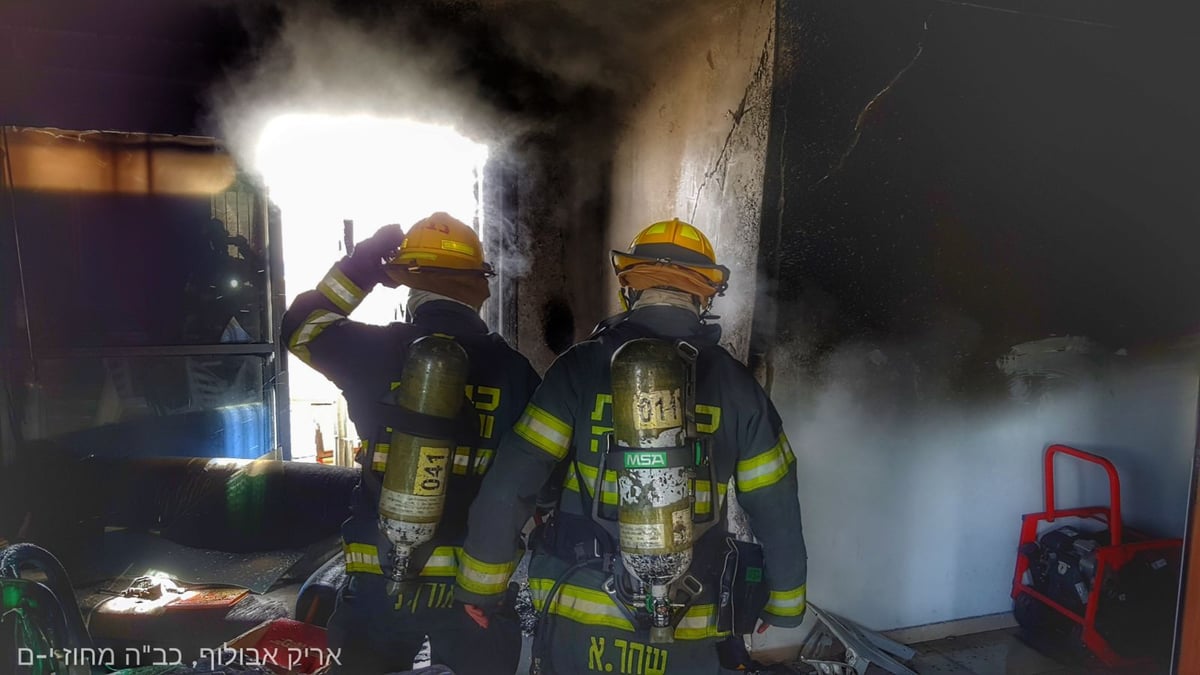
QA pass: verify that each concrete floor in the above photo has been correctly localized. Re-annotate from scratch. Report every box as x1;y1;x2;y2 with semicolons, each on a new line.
909;628;1168;675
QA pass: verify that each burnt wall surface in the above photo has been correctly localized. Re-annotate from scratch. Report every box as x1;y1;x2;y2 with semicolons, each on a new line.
607;0;776;361
754;0;1200;637
512;131;613;373
760;0;1199;377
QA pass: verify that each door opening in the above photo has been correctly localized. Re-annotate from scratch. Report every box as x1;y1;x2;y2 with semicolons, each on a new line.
254;113;487;463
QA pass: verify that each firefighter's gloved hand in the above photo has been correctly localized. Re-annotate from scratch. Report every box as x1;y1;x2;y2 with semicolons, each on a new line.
345;224;406;288
464;603;490;629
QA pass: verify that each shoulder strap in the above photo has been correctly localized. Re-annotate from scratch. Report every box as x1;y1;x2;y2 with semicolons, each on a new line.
586;312;632;341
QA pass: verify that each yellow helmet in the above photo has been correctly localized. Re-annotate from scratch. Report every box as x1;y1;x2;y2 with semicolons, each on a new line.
611;219;730;306
385;212;493;309
388;212;493;275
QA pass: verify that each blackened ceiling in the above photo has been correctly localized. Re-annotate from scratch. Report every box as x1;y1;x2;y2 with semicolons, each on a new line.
0;0;712;137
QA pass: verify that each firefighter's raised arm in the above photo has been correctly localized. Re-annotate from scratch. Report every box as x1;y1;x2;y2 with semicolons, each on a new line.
280;224;405;388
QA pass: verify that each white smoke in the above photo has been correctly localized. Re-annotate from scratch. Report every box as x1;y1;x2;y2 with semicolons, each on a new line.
211;4;513;167
765;325;1197;632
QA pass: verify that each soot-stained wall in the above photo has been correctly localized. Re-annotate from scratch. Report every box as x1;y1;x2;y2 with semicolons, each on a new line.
512;132;613;373
607;0;776;362
757;0;1200;634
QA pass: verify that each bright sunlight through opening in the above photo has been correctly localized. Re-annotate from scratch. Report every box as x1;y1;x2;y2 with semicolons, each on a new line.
254;113;488;463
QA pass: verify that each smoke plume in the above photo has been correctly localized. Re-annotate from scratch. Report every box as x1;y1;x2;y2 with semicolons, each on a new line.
764;317;1196;632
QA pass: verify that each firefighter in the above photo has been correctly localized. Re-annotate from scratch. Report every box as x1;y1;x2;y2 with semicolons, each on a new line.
282;213;537;674
458;219;808;674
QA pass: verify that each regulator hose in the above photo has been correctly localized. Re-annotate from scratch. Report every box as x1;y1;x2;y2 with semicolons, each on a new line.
1;577;74;673
0;543;92;653
528;559;602;675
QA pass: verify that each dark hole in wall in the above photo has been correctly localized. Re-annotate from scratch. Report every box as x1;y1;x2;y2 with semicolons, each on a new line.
542;297;576;356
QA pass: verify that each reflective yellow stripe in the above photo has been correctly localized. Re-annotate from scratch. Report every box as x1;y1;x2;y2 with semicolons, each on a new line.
344;542;383;575
452;446;472;476
529;579;727;639
475;448;494;475
514;404;572;459
419;546;459;577
317;266;365;313
693;480;728;516
674;604;729;640
564;462;618;505
782;434;797;465
451;447;495;476
287;310;342;366
530;578;632;631
371;441;390;473
345;543;461;577
736;433;792;492
564;465;729;514
457;550;516;596
764;584;807;617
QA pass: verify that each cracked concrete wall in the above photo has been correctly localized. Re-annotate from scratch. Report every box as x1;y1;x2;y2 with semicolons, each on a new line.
607;0;775;362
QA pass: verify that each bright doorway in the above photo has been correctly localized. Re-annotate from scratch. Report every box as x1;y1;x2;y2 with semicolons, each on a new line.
254;114;487;463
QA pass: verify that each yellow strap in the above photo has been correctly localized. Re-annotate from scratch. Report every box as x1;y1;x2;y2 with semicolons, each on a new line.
343;543;461;577
529;578;727;639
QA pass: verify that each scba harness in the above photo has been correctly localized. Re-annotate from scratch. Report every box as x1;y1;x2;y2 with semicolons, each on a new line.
529;320;768;673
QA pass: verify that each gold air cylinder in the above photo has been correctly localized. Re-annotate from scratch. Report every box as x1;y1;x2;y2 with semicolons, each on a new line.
379;335;469;594
610;338;694;642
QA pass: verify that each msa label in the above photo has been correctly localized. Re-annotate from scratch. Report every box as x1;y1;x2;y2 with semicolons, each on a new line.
414;446;451;496
634;389;682;430
625;451;668;469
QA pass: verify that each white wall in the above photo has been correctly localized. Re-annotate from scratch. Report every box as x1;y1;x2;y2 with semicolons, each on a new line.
766;351;1196;639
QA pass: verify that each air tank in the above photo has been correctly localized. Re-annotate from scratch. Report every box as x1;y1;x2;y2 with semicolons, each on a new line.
610;338;694;642
379;335;469;595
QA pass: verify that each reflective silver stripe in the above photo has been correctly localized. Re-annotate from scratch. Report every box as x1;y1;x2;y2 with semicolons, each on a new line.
420;548;458;576
457;552;517;595
529;580;632;630
515;405;572;459
294;311;341;347
736;435;790;492
461;567;510;587
344;544;383;574
765;585;807;617
566;463;618;504
318;268;364;312
474;449;494;474
346;551;380;566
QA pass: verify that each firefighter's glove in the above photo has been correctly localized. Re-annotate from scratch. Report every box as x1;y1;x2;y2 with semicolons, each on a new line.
345;224;406;289
464;603;490;629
